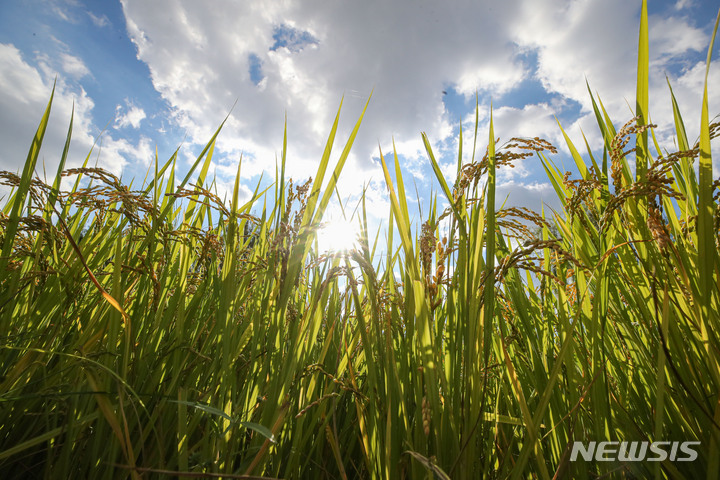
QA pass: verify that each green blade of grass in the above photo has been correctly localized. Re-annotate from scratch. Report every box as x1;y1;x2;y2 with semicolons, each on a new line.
483;107;496;367
0;82;55;273
423;132;463;224
636;0;650;183
698;8;720;480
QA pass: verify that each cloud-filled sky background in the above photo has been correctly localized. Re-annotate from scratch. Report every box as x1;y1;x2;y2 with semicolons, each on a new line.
1;0;718;238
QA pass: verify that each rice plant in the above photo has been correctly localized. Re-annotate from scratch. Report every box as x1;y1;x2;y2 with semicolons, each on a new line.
0;2;718;478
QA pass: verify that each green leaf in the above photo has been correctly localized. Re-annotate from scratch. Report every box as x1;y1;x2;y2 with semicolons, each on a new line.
636;0;650;182
404;450;451;480
169;400;276;443
0;83;55;272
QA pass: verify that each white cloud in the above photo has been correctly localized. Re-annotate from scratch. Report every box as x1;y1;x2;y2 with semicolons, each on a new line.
18;0;706;223
60;52;90;79
0;43;152;182
3;0;716;255
511;0;642;113
456;63;527;98
114;101;147;129
674;0;694;11
52;5;73;23
88;12;110;28
118;0;716;206
496;180;560;212
119;0;528;189
490;0;717;179
649;15;706;61
51;0;83;24
492;103;563;176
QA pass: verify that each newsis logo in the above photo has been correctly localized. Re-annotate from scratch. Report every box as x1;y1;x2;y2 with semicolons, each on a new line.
570;441;700;462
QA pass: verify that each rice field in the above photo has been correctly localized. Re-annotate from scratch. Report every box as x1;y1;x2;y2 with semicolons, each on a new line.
1;3;719;479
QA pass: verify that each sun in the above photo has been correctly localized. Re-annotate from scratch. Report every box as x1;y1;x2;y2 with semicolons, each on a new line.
316;218;361;254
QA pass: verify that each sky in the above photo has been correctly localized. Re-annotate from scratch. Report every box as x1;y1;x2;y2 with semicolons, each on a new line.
1;0;719;246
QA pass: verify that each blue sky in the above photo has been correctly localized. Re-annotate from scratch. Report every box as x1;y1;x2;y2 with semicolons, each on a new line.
1;0;718;236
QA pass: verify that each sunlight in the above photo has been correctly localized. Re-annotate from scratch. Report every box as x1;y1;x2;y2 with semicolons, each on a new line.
316;218;361;254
